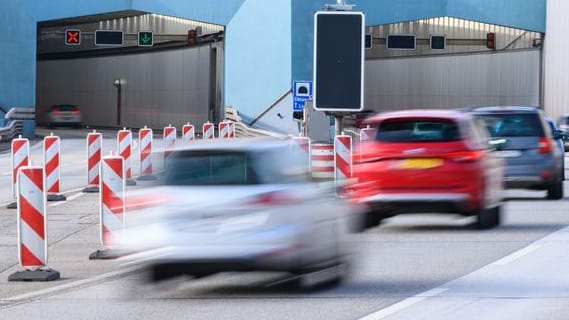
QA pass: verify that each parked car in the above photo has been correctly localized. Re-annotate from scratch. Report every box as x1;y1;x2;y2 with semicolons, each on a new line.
46;104;82;127
471;106;564;199
118;138;363;288
546;117;565;180
347;109;504;230
559;113;569;151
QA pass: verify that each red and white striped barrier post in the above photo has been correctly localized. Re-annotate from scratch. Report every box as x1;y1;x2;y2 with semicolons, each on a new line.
83;130;102;193
117;128;136;186
334;133;353;182
182;123;195;143
163;125;177;166
8;135;30;209
291;136;311;172
8;166;60;281
44;134;66;201
90;155;126;259
219;121;230;139
229;121;236;138
203;121;214;140
360;125;376;142
311;143;334;180
138;126;156;180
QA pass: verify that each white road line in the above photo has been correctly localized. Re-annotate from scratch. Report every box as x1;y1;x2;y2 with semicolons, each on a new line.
48;192;86;207
490;244;541;266
358;288;448;320
5;267;138;302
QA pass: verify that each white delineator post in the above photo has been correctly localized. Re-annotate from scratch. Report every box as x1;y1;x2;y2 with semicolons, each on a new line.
90;155;126;260
117;128;136;186
163;125;177;166
360;125;376;142
228;121;236;138
8;166;60;281
8;135;29;208
218;121;230;139
310;143;334;180
291;136;311;172
138;126;156;180
203;122;214;140
44;134;66;201
83;130;102;193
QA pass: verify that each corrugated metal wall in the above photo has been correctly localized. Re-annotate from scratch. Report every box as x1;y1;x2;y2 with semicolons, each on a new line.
364;49;540;111
37;45;213;129
544;0;569;123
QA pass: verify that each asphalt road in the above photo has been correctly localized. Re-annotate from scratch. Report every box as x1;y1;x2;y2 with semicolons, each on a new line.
0;129;568;319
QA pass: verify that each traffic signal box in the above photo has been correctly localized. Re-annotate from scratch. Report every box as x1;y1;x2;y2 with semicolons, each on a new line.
65;29;81;45
486;32;496;49
138;31;153;47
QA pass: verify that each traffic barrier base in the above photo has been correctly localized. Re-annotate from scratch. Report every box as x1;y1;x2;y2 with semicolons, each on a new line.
82;185;100;193
137;174;157;181
89;249;129;260
6;202;17;209
126;179;137;186
8;268;61;282
47;194;67;201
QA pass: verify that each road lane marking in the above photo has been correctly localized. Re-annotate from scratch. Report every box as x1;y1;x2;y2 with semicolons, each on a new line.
490;244;541;266
358;288;448;320
48;192;86;207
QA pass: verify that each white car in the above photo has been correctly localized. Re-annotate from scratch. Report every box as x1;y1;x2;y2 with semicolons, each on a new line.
118;138;364;288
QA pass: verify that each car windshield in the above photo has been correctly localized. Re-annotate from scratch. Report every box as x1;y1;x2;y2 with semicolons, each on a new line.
476;113;544;137
376;119;461;142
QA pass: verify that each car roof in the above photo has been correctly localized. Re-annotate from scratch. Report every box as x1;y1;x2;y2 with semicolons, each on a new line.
470;106;540;113
169;137;291;154
364;109;470;124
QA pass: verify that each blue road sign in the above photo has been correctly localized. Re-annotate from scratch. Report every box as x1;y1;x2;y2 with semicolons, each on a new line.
293;80;313;99
293;96;307;111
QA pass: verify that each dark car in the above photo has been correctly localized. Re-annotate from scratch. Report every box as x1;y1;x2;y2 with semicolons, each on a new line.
546;117;565;180
472;106;564;199
46;104;82;127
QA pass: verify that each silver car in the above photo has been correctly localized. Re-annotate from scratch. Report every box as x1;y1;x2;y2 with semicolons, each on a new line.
472;106;564;199
118;138;363;288
46;104;82;127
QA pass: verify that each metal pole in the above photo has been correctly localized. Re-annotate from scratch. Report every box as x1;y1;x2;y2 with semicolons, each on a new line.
116;83;122;126
334;114;343;137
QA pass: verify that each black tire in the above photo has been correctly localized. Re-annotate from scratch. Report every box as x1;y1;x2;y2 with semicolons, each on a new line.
296;262;349;291
476;205;501;230
546;180;563;200
362;211;382;230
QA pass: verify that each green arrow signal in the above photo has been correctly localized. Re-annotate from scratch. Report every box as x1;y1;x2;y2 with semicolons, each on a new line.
139;32;153;46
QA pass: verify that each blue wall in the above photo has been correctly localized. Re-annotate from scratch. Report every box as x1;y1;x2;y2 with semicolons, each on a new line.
225;0;291;122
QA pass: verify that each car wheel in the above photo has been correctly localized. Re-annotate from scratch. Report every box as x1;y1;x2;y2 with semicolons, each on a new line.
476;205;501;230
296;262;349;290
546;180;563;200
362;210;382;230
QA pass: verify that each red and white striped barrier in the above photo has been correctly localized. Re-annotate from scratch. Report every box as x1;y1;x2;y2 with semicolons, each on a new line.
360;126;376;142
334;134;353;181
311;143;334;179
90;156;125;259
117;128;136;186
229;121;236;138
44;134;66;201
163;125;177;165
138;126;154;179
291;137;311;171
182;123;195;143
83;130;102;193
10;136;30;207
203;122;214;140
8;166;59;282
219;121;230;139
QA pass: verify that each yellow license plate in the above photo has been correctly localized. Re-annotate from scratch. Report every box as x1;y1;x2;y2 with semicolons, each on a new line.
396;158;443;169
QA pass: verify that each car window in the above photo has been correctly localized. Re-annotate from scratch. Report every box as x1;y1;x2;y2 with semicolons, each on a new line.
51;105;78;112
376;119;461;142
476;113;544;137
252;148;310;184
164;151;257;186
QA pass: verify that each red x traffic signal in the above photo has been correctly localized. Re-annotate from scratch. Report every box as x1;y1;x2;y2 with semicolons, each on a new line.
65;29;81;46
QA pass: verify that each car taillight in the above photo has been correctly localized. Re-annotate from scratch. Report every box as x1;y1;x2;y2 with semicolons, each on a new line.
71;110;80;115
53;110;61;115
244;192;294;206
538;137;552;154
446;150;484;163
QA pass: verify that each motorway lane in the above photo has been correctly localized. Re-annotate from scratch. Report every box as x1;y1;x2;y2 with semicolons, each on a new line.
0;183;568;320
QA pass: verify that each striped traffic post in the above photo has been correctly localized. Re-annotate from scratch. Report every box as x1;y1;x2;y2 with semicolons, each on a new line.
219;121;230;139
83;130;102;193
203;122;214;140
163;125;177;166
138;126;156;180
90;155;126;259
117;128;136;186
44;134;66;201
228;121;236;138
8;136;30;209
334;133;353;182
291;136;311;172
182;123;195;143
310;143;334;180
8;166;60;281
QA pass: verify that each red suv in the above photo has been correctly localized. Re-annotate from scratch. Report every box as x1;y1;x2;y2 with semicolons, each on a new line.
347;109;504;229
